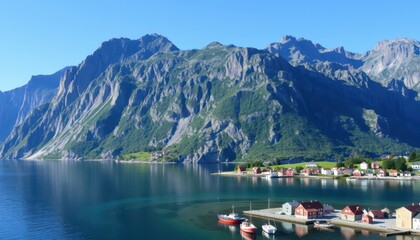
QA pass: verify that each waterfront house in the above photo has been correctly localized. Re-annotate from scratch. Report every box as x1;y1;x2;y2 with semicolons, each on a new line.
277;169;285;176
366;169;374;177
368;210;384;219
321;168;333;175
403;171;412;177
252;167;261;174
412;162;420;170
311;168;320;175
371;162;380;169
396;203;420;229
262;167;273;173
381;208;391;218
389;169;398;177
306;162;317;168
362;214;373;224
340;205;363;221
413;213;420;230
376;169;386;177
352;169;362;177
333;168;343;176
285;168;294;176
343;168;353;175
237;166;246;174
360;162;368;170
282;201;300;215
295;201;323;219
302;168;312;176
323;204;334;215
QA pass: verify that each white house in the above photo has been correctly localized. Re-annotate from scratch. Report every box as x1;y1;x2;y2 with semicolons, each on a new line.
306;162;318;168
360;162;368;170
321;168;333;175
412;162;420;171
413;213;420;230
333;168;343;176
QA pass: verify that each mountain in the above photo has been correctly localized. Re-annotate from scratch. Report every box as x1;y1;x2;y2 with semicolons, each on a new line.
362;38;420;91
269;36;420;94
1;34;419;161
0;68;67;142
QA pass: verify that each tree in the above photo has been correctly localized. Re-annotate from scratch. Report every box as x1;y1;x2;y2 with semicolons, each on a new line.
409;152;417;162
295;166;304;173
395;158;407;171
382;158;395;169
336;161;345;168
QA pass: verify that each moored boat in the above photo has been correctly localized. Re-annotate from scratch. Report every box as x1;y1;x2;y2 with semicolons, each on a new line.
314;220;333;228
240;219;257;233
262;223;277;234
217;205;246;224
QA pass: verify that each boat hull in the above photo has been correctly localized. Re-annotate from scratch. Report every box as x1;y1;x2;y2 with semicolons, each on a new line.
262;225;277;234
218;215;244;224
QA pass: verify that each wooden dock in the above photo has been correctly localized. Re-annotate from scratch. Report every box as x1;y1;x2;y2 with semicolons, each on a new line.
243;209;316;225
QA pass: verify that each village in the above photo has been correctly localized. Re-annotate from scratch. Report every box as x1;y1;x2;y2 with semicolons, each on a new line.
243;200;420;237
228;160;420;180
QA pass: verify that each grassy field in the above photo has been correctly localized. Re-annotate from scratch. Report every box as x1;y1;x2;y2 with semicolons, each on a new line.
122;152;151;161
273;161;337;169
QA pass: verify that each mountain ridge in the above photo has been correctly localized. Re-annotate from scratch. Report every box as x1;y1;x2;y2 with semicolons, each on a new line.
1;34;419;161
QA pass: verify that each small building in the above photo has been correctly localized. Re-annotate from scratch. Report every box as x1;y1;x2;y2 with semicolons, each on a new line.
252;167;261;174
302;168;312;176
262;167;273;173
368;210;384;219
412;162;420;170
362;214;373;224
366;169;374;177
396;204;420;229
323;204;334;215
353;169;362;177
381;208;391;219
321;168;333;175
237;166;247;174
377;169;386;177
360;162;368;170
389;169;398;177
306;162;318;168
340;205;364;222
413;213;420;230
282;201;300;215
295;201;324;219
285;168;294;176
311;168;320;175
371;162;380;169
403;171;412;177
343;168;353;175
333;168;343;176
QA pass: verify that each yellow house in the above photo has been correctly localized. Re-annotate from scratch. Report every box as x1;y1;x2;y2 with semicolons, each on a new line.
396;204;420;229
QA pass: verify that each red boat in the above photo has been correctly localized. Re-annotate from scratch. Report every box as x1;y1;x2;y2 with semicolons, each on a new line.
240;219;257;234
217;206;246;224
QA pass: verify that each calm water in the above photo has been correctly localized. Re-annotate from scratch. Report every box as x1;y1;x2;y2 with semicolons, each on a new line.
0;160;419;240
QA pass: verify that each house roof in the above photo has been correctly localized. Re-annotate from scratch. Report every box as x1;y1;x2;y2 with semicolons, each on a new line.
369;210;383;216
414;213;420;219
284;201;300;207
389;169;398;173
299;201;323;210
343;205;363;215
402;204;420;213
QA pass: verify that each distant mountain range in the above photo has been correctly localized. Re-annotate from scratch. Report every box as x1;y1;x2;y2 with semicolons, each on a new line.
1;34;419;162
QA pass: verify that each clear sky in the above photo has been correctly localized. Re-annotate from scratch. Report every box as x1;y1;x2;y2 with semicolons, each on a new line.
1;0;419;91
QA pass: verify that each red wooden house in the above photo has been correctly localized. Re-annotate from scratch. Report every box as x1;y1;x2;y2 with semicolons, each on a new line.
237;166;246;174
368;210;384;219
285;168;294;176
295;201;323;219
362;214;373;224
340;205;364;222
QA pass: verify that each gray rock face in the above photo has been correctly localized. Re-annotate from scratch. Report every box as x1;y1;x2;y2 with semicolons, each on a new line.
362;38;420;90
1;34;420;162
0;68;67;142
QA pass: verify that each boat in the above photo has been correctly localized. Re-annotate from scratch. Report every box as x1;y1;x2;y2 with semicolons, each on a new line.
314;220;334;228
218;205;246;224
262;199;277;234
240;219;257;234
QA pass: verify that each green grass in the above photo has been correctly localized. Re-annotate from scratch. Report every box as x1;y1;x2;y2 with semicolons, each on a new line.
122;151;151;161
273;161;337;169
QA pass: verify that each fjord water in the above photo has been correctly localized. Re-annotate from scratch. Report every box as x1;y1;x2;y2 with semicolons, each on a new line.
0;160;419;240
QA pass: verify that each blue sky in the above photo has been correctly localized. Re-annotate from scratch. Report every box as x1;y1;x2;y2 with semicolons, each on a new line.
1;0;419;91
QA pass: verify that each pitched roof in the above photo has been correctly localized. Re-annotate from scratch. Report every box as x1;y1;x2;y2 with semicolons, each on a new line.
299;201;323;210
344;205;363;215
403;204;420;213
369;210;383;216
414;213;420;219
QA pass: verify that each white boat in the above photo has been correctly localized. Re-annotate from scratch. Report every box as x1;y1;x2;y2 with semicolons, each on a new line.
262;198;277;234
240;219;257;233
262;223;277;234
314;220;333;228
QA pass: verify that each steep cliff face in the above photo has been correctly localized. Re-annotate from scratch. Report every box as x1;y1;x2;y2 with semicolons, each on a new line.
0;68;66;142
362;38;420;90
1;34;419;161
